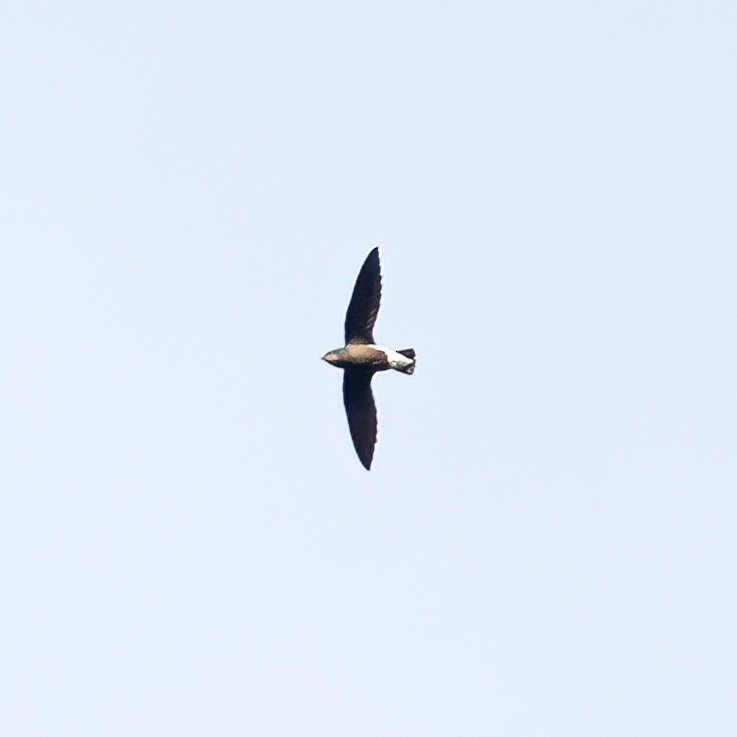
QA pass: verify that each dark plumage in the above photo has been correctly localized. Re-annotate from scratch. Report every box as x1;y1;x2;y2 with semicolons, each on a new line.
344;247;382;345
342;369;377;470
322;248;415;470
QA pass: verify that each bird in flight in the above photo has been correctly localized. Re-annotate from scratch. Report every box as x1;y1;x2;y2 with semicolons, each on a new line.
322;247;415;470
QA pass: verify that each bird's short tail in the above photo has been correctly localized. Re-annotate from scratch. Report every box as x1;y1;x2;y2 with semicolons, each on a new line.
396;348;416;374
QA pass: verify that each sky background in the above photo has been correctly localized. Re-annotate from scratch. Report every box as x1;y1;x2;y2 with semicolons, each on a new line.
1;2;736;735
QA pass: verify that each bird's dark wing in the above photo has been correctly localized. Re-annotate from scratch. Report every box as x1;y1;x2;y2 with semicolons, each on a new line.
344;247;381;345
343;369;377;470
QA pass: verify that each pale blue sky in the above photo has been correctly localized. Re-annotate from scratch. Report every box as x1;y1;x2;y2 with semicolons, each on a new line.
1;2;736;735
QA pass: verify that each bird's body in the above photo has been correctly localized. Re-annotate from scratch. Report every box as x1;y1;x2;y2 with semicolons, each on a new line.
322;248;415;470
324;344;415;372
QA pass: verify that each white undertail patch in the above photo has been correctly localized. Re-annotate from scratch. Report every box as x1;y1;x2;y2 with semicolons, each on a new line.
377;346;415;372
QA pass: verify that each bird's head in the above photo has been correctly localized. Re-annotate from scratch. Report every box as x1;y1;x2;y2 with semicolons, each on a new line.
321;349;344;367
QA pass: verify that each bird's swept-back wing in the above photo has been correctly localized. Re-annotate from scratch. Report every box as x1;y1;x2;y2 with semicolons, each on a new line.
342;369;377;470
344;247;381;345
